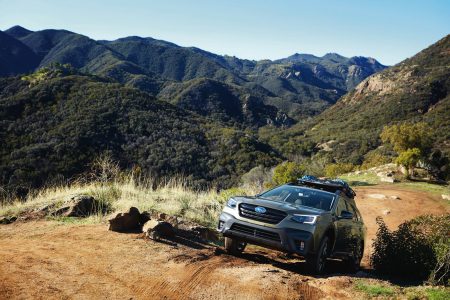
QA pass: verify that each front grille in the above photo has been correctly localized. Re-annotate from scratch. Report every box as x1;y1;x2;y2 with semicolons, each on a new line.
238;203;287;224
230;223;281;242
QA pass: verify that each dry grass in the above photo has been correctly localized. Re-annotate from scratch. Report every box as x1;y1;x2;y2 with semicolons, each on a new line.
0;175;260;228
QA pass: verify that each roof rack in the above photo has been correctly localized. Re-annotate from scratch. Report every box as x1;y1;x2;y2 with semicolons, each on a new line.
297;175;356;198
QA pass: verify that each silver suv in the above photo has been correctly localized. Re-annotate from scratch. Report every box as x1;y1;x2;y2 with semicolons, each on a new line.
217;176;366;274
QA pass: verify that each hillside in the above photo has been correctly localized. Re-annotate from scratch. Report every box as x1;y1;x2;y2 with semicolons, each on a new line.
1;179;448;299
0;66;280;195
1;26;386;121
158;78;294;127
271;35;450;163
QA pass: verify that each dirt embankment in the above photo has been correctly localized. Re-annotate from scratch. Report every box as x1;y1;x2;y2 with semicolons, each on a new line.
0;185;448;299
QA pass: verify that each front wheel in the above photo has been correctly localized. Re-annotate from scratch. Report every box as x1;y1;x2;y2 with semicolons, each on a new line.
306;236;329;274
224;237;247;255
344;241;363;273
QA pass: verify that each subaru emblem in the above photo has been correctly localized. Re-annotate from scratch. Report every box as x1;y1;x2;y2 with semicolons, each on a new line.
255;206;266;214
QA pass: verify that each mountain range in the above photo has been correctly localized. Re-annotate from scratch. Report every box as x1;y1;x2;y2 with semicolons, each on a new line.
1;25;386;123
0;25;448;194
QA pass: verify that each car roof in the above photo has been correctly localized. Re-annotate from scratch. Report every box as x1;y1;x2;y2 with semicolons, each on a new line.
283;184;336;196
293;175;356;198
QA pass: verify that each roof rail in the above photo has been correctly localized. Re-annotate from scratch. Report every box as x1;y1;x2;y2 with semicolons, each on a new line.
297;175;356;198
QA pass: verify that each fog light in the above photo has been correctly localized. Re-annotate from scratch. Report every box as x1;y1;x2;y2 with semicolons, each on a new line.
300;241;305;251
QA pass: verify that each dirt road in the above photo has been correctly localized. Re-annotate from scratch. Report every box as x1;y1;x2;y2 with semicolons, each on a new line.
0;185;448;299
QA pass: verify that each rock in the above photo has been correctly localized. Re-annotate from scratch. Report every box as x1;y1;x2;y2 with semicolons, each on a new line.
389;195;400;200
148;222;176;240
108;207;149;232
142;219;159;234
139;211;151;225
53;195;102;217
368;194;387;199
383;210;391;215
442;194;450;201
380;177;395;183
0;216;17;224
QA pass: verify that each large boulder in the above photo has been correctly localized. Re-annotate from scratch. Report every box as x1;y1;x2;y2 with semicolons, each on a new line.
109;207;150;232
147;221;176;240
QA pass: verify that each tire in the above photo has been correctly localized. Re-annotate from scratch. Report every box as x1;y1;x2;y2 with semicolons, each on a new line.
224;237;247;255
344;241;363;273
306;236;329;274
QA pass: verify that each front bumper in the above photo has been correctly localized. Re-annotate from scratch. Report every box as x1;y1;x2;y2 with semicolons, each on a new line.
218;212;314;256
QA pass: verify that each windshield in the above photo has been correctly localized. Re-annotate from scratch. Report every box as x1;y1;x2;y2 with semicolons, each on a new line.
258;185;335;211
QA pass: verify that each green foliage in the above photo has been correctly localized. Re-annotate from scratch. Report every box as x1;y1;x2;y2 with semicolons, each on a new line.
240;165;272;190
272;162;306;185
371;215;450;285
354;280;395;297
425;288;450;300
0;74;281;199
381;122;433;154
396;148;422;177
324;163;355;177
361;152;392;170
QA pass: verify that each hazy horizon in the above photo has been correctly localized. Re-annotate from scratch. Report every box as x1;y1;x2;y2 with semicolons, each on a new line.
1;0;449;65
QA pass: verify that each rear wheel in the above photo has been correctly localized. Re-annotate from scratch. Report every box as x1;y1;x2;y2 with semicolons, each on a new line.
306;236;329;274
224;237;247;255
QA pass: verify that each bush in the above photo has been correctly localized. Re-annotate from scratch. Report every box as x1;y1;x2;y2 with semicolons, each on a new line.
371;215;450;285
272;162;306;185
361;152;392;170
324;163;355;177
240;165;272;191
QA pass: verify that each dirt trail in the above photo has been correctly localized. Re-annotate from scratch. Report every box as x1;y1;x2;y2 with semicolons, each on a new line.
0;185;448;299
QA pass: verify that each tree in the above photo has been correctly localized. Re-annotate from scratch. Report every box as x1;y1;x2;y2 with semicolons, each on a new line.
380;122;433;154
395;148;421;178
380;122;434;178
272;162;305;185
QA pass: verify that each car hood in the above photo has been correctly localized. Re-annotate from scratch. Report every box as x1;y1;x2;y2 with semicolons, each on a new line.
233;196;326;215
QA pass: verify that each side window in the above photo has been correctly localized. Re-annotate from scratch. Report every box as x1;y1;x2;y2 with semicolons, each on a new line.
336;197;348;216
347;203;359;221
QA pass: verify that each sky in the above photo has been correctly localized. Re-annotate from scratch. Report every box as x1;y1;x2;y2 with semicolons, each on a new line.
1;0;449;65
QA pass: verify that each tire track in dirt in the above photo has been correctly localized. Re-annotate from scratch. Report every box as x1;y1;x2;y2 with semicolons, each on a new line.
1;185;448;299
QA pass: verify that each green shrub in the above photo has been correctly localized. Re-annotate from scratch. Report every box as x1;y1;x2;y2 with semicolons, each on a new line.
361;152;392;170
272;162;306;185
324;163;355;177
371;215;450;285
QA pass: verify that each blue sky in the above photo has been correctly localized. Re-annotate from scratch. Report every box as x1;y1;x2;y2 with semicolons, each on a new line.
1;0;449;65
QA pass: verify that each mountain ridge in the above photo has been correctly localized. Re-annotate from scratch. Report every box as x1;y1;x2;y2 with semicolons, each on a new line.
1;25;387;121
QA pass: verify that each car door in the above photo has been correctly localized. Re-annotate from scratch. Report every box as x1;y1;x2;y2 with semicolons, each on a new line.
333;196;353;253
347;202;365;252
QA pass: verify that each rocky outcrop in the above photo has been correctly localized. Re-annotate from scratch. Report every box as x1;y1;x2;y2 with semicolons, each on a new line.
36;194;108;217
108;207;150;232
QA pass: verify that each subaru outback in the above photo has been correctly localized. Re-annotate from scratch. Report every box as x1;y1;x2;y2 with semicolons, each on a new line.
217;176;366;274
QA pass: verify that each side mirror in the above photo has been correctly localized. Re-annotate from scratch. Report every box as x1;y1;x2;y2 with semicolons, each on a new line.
339;210;354;220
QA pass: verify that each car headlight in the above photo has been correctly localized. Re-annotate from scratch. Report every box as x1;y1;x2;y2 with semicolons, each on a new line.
291;214;318;224
226;198;237;209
